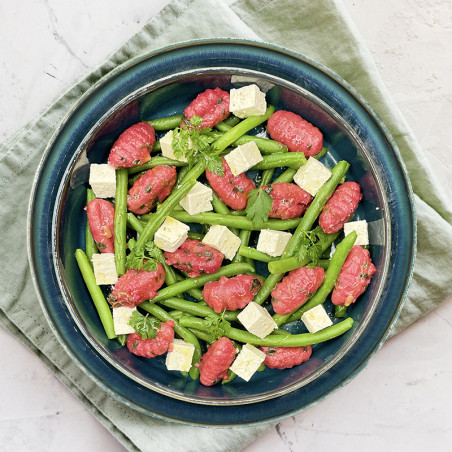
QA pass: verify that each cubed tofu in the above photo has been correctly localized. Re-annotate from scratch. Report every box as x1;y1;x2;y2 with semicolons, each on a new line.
159;130;188;162
202;225;241;260
293;157;332;196
154;216;189;252
256;229;292;257
229;84;267;118
165;339;195;372
224;141;263;176
301;304;333;333
230;343;266;382
92;253;118;285
89;164;116;198
179;182;213;215
237;302;277;339
344;220;369;246
113;306;136;335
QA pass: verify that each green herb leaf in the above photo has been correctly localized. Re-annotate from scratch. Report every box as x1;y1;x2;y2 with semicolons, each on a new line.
171;115;223;175
128;311;161;340
294;226;325;266
203;314;231;342
245;187;273;227
126;239;162;273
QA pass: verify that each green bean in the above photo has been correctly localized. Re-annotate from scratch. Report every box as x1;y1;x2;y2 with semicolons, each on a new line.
117;334;127;346
253;161;350;305
140;301;201;380
273;168;297;183
179;316;354;347
176;165;190;185
215;115;241;131
150;262;254;302
314;147;329;159
153;140;161;152
258;168;274;188
188;328;214;344
145;114;183;131
169;210;301;231
267;230;340;274
134;177;198;251
232;229;254;268
187;231;204;241
157;297;239;322
211;192;239;236
114;169;128;276
335;305;348;318
74;249;116;339
287;231;357;323
85;189;98;263
238;245;279;263
214;120;288;154
211;105;275;154
252;153;306;170
128;156;187;174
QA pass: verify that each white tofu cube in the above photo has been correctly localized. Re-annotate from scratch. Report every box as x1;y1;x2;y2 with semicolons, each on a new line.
230;343;266;382
89;164;116;198
229;84;267;118
113;306;136;335
256;229;292;257
154;216;189;252
159;130;188;162
301;304;333;333
344;220;369;246
294;157;332;196
202;225;241;260
237;302;277;339
165;339;195;372
92;253;118;285
224;141;263;176
179;182;213;215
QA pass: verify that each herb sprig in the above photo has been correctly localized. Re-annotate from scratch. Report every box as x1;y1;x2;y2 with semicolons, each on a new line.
245;186;273;227
172;115;224;175
126;238;165;272
128;310;161;340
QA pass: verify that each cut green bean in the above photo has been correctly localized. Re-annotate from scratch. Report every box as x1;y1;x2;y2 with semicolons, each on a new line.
179;316;354;347
314;147;329;159
128;156;187;174
238;245;279;263
140;301;201;380
117;334;127;346
211;105;275;154
267;230;340;274
252;152;306;170
157;297;239;322
258;168;274;188
169;210;301;231
335;305;348;318
85;189;98;263
145;114;183;131
114;169;128;276
287;231;357;323
74;249;116;339
273;168;297;184
176;165;190;185
211;192;239;236
188;328;214;344
150;262;254;302
187;231;204;241
215;115;241;131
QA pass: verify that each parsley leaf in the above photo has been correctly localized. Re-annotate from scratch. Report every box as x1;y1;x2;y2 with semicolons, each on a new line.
128;311;161;340
295;226;324;266
203;314;231;342
126;238;163;273
245;186;273;227
171;115;223;175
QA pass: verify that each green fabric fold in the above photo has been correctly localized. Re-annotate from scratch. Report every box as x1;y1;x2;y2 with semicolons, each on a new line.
1;0;451;451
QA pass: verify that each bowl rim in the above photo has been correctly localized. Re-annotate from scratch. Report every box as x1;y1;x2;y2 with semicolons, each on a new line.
27;37;417;424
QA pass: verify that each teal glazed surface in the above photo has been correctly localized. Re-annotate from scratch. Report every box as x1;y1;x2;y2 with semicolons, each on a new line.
28;40;416;425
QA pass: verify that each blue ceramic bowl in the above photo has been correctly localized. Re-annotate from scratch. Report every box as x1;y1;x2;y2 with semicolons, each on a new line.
28;40;415;425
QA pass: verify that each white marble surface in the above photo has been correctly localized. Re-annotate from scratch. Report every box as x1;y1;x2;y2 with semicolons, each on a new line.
1;1;452;451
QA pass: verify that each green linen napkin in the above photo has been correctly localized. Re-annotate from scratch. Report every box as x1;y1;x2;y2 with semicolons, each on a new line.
1;0;451;451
